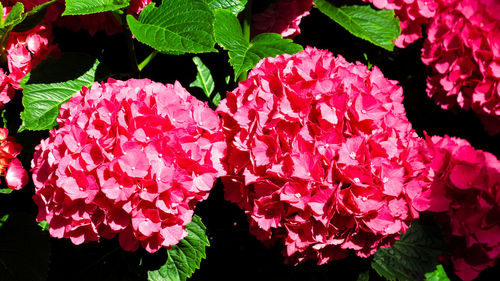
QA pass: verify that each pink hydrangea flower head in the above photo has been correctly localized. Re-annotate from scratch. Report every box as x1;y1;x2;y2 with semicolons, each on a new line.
252;0;313;38
0;128;28;190
32;78;226;252
421;0;500;135
363;0;439;48
0;69;15;108
217;47;433;264
2;1;59;89
427;134;500;281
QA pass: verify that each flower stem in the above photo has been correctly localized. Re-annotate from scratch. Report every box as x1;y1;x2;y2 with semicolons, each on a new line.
237;0;253;82
123;14;140;76
138;51;158;72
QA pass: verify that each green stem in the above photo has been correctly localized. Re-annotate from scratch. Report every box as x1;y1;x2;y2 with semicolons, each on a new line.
237;0;253;82
138;51;158;72
123;14;140;76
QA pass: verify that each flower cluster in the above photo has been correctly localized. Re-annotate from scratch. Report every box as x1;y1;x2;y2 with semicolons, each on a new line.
362;0;439;48
427;135;500;281
0;128;28;190
217;47;433;264
252;0;313;39
0;0;59;106
32;79;226;252
421;0;500;135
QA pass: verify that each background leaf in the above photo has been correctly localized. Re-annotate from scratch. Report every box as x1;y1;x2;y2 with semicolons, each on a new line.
214;9;302;79
13;0;57;33
190;56;215;99
3;2;24;27
425;265;450;281
147;215;209;281
207;0;247;15
314;0;400;51
371;222;446;281
19;53;100;132
127;0;216;54
63;0;130;16
0;212;50;281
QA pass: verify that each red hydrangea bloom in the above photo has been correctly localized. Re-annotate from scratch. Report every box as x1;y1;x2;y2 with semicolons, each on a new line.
217;47;433;264
1;1;59;89
252;0;313;38
0;128;28;190
421;0;500;135
31;79;226;252
363;0;439;48
0;70;15;108
427;135;500;281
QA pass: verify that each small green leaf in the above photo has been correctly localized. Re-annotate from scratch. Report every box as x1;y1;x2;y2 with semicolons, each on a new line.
19;53;100;132
3;2;24;27
0;215;8;228
0;2;4;27
208;0;247;15
212;93;221;106
63;0;131;16
190;57;215;98
314;0;400;51
214;9;302;80
425;265;450;281
357;270;370;281
0;189;13;195
147;215;209;281
38;220;49;232
0;213;50;281
13;0;57;33
371;222;446;281
127;0;216;54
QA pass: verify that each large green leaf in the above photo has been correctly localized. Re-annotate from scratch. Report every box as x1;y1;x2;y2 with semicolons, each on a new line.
314;0;400;51
19;53;100;132
371;222;446;281
13;0;57;32
214;9;303;79
425;265;450;281
147;215;209;281
127;0;216;54
0;213;50;281
208;0;247;15
63;0;130;16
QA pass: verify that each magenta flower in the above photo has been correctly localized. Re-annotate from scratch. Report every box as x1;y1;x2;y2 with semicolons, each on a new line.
422;0;500;135
217;47;433;264
0;128;28;190
252;0;313;39
32;78;226;252
427;134;500;281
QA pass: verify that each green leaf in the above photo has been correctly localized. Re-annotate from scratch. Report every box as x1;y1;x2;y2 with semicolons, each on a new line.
372;222;446;281
38;220;49;232
19;53;100;132
357;270;370;281
3;2;24;27
148;215;209;281
425;265;450;281
314;0;400;51
13;0;57;33
214;9;303;79
212;93;221;106
0;215;8;228
0;212;50;281
208;0;247;15
63;0;130;16
190;57;215;98
0;189;13;195
126;0;216;54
